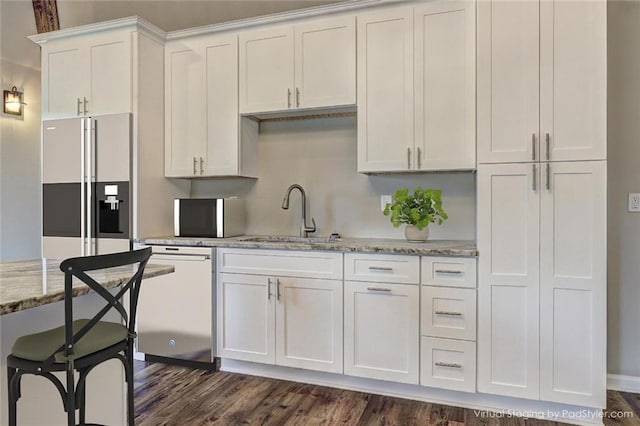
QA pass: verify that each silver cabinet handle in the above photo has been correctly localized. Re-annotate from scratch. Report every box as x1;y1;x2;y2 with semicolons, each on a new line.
434;269;463;274
287;89;292;108
545;133;550;160
435;311;463;316
369;266;393;271
77;98;82;116
546;163;551;191
276;278;281;301
532;164;537;192
83;97;88;115
532;133;536;161
193;157;197;175
367;287;392;292
417;147;422;169
267;278;272;300
199;157;204;175
296;88;300;107
407;147;411;169
435;362;462;369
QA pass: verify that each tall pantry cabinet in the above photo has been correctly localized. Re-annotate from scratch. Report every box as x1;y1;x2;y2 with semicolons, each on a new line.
30;18;190;242
476;0;607;409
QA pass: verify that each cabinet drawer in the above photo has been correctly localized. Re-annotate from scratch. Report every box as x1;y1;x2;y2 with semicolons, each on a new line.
421;337;476;393
421;257;476;288
344;253;419;284
421;287;476;341
217;248;343;280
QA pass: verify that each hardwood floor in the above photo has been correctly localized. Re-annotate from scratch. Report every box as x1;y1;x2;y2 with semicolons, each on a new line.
134;361;640;425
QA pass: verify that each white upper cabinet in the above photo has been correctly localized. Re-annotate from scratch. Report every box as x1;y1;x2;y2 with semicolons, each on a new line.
165;34;258;178
539;0;607;162
41;31;132;119
358;2;476;173
357;8;414;173
414;0;476;171
478;0;606;163
239;26;294;113
294;17;356;109
239;17;355;114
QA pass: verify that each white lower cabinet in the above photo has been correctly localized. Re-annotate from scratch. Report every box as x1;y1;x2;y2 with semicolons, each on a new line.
421;337;476;393
344;281;419;384
217;249;343;374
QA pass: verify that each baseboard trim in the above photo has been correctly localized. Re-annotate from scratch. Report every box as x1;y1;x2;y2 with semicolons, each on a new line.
608;374;640;394
221;359;604;425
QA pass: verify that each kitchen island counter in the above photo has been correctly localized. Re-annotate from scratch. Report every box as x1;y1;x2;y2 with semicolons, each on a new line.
0;258;174;315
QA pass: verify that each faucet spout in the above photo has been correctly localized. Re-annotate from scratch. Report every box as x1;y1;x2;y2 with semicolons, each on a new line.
281;184;317;238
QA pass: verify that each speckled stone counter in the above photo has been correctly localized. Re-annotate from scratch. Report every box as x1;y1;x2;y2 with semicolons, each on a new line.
0;258;174;315
139;236;478;257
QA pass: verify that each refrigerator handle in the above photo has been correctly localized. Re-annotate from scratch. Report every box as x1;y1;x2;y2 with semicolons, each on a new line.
80;118;86;256
86;118;94;255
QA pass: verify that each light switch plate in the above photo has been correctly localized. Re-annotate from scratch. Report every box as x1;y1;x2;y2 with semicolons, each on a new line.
629;193;640;212
381;195;392;212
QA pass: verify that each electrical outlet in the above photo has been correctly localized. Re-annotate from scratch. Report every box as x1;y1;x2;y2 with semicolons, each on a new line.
629;193;640;212
381;195;392;212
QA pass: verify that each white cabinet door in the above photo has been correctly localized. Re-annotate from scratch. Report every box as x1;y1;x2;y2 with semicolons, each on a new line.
344;281;419;384
414;0;475;171
164;41;206;177
86;32;132;115
540;0;606;162
275;277;343;373
477;163;540;399
477;0;540;163
239;26;294;113
217;273;275;364
539;161;606;408
357;8;414;173
42;39;87;118
294;17;355;109
203;35;240;176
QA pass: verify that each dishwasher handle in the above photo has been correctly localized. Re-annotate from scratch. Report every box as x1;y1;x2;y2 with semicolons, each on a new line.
150;253;210;262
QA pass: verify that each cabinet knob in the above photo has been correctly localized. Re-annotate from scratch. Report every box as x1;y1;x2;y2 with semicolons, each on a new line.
407;147;412;169
296;88;301;107
193;157;197;175
287;89;292;108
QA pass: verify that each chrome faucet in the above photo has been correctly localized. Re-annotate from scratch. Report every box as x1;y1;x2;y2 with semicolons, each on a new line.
281;184;317;238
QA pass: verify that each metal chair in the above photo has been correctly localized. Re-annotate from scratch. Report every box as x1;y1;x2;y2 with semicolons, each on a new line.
6;247;152;426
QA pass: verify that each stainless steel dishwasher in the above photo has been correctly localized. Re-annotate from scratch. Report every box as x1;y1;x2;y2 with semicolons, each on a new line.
137;245;216;367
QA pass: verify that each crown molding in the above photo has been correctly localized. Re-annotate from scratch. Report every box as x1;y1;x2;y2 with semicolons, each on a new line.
166;0;403;40
28;16;166;45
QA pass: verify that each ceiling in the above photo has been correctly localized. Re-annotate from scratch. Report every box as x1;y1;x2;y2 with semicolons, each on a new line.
1;0;346;69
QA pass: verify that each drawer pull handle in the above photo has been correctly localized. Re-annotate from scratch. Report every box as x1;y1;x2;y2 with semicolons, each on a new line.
435;311;463;316
367;287;392;292
434;269;463;275
435;362;462;369
369;266;393;271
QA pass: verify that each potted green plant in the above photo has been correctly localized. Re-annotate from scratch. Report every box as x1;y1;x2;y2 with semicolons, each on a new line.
383;187;448;242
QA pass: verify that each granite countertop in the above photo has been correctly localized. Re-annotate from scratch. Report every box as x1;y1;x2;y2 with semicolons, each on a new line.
0;258;174;315
140;235;478;257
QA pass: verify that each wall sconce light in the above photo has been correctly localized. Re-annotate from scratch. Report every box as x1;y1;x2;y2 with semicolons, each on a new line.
3;86;26;117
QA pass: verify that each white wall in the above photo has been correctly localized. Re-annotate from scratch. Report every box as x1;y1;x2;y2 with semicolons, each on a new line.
191;116;476;240
607;0;640;378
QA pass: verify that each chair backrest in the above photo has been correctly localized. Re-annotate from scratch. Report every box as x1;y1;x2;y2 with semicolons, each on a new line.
48;247;152;365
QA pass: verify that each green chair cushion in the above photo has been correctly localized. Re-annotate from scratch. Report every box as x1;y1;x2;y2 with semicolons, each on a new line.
11;319;129;362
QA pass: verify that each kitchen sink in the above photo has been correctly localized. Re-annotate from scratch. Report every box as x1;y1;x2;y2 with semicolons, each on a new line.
240;236;340;244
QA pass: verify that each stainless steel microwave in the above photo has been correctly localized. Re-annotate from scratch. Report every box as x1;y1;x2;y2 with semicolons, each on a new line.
174;198;245;238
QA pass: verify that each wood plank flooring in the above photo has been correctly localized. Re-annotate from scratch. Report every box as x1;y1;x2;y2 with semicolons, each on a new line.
134;361;640;425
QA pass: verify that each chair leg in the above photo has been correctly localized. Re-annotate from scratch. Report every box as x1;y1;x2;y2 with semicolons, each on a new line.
126;342;135;426
66;364;76;426
77;370;87;425
7;366;18;426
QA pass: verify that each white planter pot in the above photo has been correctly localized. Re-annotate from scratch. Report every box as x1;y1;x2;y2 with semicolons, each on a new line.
404;224;430;242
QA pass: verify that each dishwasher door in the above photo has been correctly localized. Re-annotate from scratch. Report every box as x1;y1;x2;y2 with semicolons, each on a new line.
137;246;214;363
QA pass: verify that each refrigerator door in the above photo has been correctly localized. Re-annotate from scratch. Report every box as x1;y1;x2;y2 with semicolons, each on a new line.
93;113;131;183
42;117;87;258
